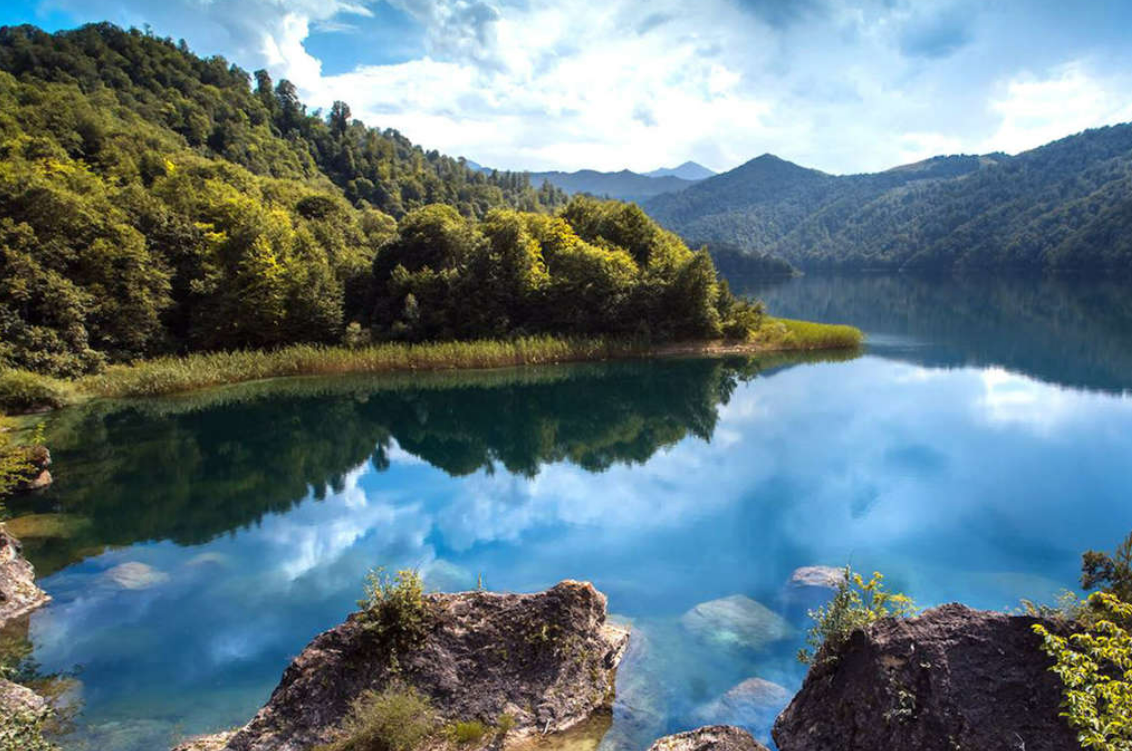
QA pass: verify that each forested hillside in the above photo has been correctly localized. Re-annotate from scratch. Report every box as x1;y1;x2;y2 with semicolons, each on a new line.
0;23;762;378
645;127;1132;273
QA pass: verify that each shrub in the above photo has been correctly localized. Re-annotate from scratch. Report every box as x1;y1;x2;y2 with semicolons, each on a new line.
316;685;437;751
358;569;431;663
0;704;58;751
1033;592;1132;750
1081;531;1132;603
446;721;486;745
798;566;918;665
0;370;73;413
495;713;516;738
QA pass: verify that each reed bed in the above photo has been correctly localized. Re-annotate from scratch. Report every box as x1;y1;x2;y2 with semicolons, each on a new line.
764;318;865;350
2;321;863;406
75;337;647;400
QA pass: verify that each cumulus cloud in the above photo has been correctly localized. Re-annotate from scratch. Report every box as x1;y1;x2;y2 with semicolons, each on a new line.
36;0;1132;172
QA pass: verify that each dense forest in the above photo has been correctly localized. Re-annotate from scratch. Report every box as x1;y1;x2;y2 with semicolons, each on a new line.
645;129;1132;274
0;23;760;378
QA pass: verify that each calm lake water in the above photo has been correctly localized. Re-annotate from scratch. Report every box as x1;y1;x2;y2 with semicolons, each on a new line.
7;274;1132;750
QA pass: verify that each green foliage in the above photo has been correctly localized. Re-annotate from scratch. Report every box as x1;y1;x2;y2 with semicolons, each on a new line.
1082;531;1132;604
494;713;516;737
0;370;74;413
0;415;33;498
0;23;564;376
1034;592;1132;750
798;566;918;665
370;197;762;343
358;569;431;660
0;704;58;751
446;721;487;745
761;318;864;350
316;685;438;751
645;128;1132;274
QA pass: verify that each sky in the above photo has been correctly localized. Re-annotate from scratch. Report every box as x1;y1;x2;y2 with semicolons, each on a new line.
3;0;1132;174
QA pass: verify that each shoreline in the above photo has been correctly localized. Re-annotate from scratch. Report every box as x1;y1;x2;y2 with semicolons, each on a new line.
2;318;862;409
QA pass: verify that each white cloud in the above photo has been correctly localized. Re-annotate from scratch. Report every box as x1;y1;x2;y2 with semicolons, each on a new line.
982;62;1132;154
38;0;1132;172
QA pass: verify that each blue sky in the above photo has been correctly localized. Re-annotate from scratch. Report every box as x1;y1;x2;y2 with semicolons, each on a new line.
4;1;1132;174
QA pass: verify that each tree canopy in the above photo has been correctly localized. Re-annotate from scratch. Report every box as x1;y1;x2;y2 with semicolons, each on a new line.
0;23;760;377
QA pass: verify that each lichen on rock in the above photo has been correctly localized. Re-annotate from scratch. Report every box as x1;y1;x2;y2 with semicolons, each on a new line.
646;725;769;751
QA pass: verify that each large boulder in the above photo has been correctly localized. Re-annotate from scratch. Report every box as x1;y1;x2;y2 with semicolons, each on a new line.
178;580;629;751
772;603;1081;751
646;725;769;751
0;526;50;626
680;595;790;651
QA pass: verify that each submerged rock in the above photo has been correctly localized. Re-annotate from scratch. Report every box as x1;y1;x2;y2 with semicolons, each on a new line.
772;603;1080;751
680;595;790;651
12;445;52;492
693;678;791;740
647;725;769;751
178;580;629;751
0;526;50;626
786;566;845;590
103;561;170;590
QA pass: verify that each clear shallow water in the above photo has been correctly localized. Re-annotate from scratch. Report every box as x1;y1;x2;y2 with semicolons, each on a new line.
7;274;1132;750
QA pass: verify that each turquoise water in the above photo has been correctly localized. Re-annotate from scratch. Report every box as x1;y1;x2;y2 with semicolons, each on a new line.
8;274;1132;750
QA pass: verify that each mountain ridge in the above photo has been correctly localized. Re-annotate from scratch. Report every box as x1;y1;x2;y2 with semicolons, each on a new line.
643;127;1132;273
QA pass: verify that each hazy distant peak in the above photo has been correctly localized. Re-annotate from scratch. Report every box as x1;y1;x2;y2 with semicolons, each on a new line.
645;161;716;180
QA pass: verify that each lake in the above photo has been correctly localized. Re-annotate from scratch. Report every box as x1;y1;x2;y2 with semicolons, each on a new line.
7;273;1132;751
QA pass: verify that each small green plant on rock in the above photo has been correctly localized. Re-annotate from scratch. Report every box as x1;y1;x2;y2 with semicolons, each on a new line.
1033;592;1132;751
316;685;438;751
798;566;917;665
0;704;58;751
446;721;487;745
357;568;431;664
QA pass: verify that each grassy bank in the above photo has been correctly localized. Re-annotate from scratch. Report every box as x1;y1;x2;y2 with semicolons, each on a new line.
0;322;862;406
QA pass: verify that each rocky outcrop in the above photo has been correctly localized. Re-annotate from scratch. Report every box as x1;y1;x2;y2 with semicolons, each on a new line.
646;726;769;751
772;603;1081;751
178;580;629;751
0;526;50;626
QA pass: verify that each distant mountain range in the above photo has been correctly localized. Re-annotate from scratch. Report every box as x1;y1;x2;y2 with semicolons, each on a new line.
461;159;716;203
645;161;717;180
644;125;1132;274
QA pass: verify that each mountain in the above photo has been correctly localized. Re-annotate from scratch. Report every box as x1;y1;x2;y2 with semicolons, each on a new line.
645;161;716;180
644;127;1132;273
528;168;697;202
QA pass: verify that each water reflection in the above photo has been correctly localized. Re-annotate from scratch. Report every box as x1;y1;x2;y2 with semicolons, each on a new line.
9;278;1132;751
744;274;1132;394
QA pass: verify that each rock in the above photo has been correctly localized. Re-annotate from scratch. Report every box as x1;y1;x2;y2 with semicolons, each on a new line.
694;678;791;738
12;446;52;492
786;566;845;590
103;561;170;590
0;676;49;714
772;603;1081;751
215;580;629;751
646;725;770;751
0;526;50;627
173;732;238;751
5;512;90;540
680;595;790;651
600;623;669;751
